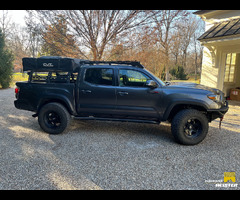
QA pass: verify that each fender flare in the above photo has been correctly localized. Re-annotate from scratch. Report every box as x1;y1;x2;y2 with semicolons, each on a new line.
37;94;76;115
162;99;209;121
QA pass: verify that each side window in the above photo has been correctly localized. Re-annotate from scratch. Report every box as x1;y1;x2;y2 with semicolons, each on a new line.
84;68;114;86
119;69;151;87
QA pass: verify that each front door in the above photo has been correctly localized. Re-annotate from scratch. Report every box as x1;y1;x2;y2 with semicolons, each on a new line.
77;66;116;116
115;68;160;118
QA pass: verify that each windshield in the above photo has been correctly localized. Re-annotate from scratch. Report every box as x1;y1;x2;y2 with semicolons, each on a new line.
145;69;166;86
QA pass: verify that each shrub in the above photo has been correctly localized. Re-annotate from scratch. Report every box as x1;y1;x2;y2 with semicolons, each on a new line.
0;29;14;89
169;65;188;80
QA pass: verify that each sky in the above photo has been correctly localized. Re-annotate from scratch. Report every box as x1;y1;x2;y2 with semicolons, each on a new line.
5;10;199;28
5;10;27;26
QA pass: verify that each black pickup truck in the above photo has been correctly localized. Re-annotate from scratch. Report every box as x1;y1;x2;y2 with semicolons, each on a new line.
14;56;228;145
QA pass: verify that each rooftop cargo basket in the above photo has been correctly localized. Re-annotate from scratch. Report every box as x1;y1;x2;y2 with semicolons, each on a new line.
22;56;86;72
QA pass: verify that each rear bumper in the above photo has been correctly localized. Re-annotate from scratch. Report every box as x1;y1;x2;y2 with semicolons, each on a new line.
207;101;229;121
14;99;35;112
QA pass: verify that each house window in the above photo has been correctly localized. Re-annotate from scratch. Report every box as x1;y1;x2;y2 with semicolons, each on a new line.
224;53;236;82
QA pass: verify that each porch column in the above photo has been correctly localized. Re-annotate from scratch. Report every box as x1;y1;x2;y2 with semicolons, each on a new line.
200;44;220;89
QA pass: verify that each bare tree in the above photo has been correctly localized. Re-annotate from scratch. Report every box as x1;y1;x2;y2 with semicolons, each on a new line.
177;15;199;68
25;11;42;57
171;30;182;65
152;10;188;81
23;10;204;81
192;20;204;80
30;10;156;60
0;10;11;36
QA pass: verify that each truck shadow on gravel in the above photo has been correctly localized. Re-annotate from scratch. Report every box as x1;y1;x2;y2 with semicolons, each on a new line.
68;119;175;144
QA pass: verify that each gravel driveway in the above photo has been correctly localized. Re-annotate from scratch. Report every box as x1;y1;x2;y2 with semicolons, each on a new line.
0;88;240;190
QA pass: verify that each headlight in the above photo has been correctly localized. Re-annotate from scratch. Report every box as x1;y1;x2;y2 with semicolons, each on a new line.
207;94;221;102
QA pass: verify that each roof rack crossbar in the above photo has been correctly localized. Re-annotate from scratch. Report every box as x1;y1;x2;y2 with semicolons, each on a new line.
79;60;144;68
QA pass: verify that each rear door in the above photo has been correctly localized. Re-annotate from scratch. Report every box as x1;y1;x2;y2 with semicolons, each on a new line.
77;66;116;116
115;68;160;118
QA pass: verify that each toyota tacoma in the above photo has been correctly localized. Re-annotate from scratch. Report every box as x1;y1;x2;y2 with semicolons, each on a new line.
14;56;229;145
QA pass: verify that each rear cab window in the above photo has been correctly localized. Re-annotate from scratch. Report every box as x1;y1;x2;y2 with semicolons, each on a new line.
84;68;114;86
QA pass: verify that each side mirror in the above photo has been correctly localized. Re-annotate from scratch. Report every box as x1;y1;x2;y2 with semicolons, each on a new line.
165;81;171;86
146;80;158;88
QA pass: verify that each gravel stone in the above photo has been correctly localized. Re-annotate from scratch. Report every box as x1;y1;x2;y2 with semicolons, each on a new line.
0;88;240;190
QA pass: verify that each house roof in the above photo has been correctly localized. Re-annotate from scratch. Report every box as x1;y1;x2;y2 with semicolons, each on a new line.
198;18;240;41
193;10;217;15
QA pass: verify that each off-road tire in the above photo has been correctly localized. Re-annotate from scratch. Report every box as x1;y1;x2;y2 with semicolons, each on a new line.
38;102;70;134
171;109;209;145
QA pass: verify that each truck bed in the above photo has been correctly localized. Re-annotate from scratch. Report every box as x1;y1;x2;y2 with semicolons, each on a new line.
15;82;76;114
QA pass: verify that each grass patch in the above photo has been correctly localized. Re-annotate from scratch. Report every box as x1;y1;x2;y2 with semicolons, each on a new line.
171;79;200;84
10;73;28;87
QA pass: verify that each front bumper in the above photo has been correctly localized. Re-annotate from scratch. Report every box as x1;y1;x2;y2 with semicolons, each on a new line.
207;101;229;121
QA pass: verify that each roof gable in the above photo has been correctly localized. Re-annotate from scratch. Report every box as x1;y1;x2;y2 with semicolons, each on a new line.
193;10;217;15
198;18;240;41
194;10;240;21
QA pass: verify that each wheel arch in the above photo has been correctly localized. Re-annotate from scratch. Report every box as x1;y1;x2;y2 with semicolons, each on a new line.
37;97;74;116
163;101;208;122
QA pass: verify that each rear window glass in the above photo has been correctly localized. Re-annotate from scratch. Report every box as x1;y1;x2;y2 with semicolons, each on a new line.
84;68;113;86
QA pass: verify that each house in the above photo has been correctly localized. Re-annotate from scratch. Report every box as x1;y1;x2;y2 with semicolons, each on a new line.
194;10;240;97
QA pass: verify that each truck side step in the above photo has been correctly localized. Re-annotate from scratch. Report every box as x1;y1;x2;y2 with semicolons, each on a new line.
74;116;160;124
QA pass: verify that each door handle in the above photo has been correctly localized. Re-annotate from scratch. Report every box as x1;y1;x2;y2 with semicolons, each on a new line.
118;91;128;96
81;89;92;94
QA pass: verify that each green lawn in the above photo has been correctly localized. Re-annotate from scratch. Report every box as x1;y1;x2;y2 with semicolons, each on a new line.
171;79;200;84
11;73;28;87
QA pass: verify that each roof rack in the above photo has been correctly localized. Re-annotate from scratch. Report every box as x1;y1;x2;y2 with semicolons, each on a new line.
79;60;144;69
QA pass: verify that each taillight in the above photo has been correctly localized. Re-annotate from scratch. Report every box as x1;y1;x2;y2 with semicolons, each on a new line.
15;87;20;94
15;86;20;99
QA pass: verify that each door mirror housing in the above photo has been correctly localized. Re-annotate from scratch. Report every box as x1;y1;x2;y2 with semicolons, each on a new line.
146;80;158;88
165;81;171;86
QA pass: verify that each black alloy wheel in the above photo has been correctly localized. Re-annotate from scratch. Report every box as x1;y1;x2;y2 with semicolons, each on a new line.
171;109;209;145
183;118;203;138
44;111;62;129
38;102;70;134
